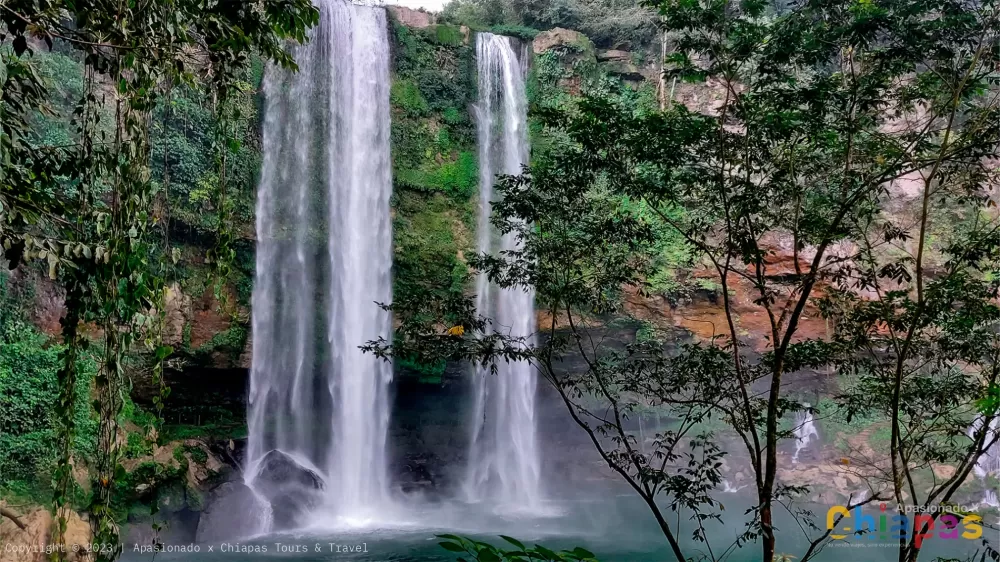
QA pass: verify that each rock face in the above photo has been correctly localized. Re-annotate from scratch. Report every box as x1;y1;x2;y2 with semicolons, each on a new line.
163;282;191;347
251;450;325;530
596;49;630;62
532;27;593;55
387;5;434;28
0;506;91;562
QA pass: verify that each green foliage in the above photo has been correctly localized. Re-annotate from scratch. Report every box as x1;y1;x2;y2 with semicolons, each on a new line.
490;25;540;40
430;24;466;46
0;274;97;485
152;76;262;235
189;324;248;365
635;320;665;345
392;18;476;115
438;535;598;561
440;0;510;28
124;433;153;460
397;150;479;198
182;445;208;464
2;1;319;555
398;355;448;384
391;79;431;117
389;14;479;322
393;192;473;304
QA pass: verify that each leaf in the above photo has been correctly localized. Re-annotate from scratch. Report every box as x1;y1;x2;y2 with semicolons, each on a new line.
499;535;526;550
12;35;27;56
155;345;173;360
534;545;559;559
438;542;466;553
477;550;502;562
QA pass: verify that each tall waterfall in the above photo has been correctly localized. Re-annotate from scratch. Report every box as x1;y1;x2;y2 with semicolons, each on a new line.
465;32;543;511
245;0;393;528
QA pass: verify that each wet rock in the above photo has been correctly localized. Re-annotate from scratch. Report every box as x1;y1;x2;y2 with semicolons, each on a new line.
252;450;324;530
196;481;266;543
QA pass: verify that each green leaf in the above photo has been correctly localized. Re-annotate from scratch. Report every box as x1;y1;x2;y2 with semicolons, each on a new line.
438;542;466;553
478;551;502;562
499;535;526;550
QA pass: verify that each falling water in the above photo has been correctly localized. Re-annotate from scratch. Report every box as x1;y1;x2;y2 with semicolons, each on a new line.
465;32;543;511
792;407;819;464
245;0;393;528
967;417;1000;508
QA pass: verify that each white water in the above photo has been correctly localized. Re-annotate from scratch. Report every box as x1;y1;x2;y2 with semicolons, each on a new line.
246;0;393;527
967;416;1000;509
721;480;747;494
792;407;818;464
465;32;543;511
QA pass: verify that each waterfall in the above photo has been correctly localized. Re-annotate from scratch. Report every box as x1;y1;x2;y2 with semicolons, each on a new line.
245;0;393;528
465;32;542;511
792;407;818;464
967;417;1000;508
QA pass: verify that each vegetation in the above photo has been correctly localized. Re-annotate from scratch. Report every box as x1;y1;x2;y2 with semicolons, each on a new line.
4;1;1000;562
440;0;657;49
1;0;318;558
376;1;1000;562
438;535;599;561
389;16;479;309
0;273;96;502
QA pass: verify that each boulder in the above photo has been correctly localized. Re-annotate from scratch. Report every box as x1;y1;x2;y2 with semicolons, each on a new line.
387;6;435;28
532;28;593;55
0;506;91;562
251;450;325;530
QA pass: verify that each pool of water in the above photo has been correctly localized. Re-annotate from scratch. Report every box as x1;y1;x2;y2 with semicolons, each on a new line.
119;490;997;562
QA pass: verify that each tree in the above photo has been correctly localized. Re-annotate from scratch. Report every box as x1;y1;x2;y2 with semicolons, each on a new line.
1;2;317;559
373;0;1000;560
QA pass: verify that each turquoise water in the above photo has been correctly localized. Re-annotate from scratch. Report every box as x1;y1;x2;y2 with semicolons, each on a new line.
120;492;997;561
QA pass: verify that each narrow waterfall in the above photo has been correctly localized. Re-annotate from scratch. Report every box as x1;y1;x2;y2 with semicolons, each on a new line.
792;408;818;464
465;32;542;511
968;417;1000;508
245;0;393;528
